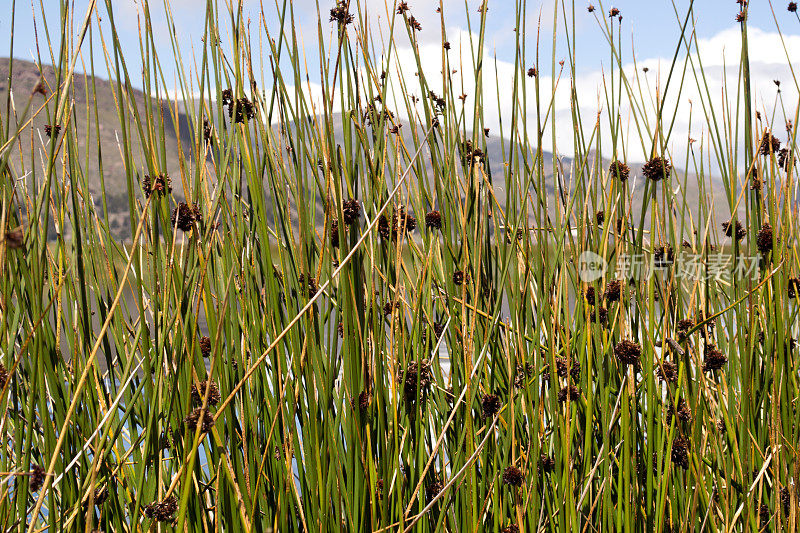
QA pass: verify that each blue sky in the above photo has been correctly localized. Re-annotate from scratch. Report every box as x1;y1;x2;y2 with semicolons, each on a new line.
3;1;799;160
3;1;797;88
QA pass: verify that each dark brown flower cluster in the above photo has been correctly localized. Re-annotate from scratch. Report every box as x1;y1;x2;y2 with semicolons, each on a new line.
425;210;442;230
656;361;679;383
642;156;672;181
595;210;605;227
502;466;525;487
605;280;622;302
790;2;798;13
481;393;502;418
722;219;747;241
591;306;609;326
452;270;465;285
185;407;215;433
527;67;537;78
228;97;255;123
44;124;61;138
142;173;171;198
199;336;212;358
298;274;318;298
584;286;596;305
396;1;408;14
4;228;24;250
29;464;46;492
461;139;484;164
671;435;690;470
83;485;108;509
654;245;675;268
330;1;354;25
0;362;8;389
703;344;728;372
403;359;433;406
171;202;201;232
191;380;221;407
756;222;774;254
779;148;795;171
408;16;422;31
555;356;581;380
788;277;800;299
609;7;620;17
342;198;361;226
674;398;692;422
558;384;580;403
539;454;556;474
378;206;416;241
143;495;178;522
614;339;642;367
203;119;213;142
514;362;534;388
330;219;340;248
759;131;781;156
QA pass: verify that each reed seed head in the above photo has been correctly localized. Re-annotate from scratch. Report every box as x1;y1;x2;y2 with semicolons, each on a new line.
425;210;442;230
184;407;215;433
609;160;630;181
756;222;774;254
791;2;798;12
604;280;622;302
614;339;642;367
191;380;221;407
722;219;747;241
171;202;201;232
44;124;61;138
703;344;728;372
199;336;212;358
539;454;556;474
671;435;690;470
452;270;465;285
558;384;580;403
502;466;524;487
143;495;178;522
759;131;781;155
584;286;596;305
481;393;502;418
342;198;361;225
642;156;672;181
29;465;46;493
142;174;171;199
4;228;23;250
330;1;354;25
657;361;679;383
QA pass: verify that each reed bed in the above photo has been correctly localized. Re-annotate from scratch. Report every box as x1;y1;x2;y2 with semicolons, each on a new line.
1;0;799;531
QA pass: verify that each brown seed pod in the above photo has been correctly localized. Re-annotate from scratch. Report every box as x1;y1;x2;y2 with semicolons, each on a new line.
142;174;171;199
557;384;580;403
614;339;642;367
481;393;502;418
43;124;61;138
758;131;781;156
555;356;581;380
671;435;690;470
790;2;798;12
609;160;630;181
199;336;212;358
502;466;525;487
425;210;442;230
527;67;537;78
703;345;728;372
143;495;178;522
0;363;8;389
184;407;215;433
604;280;622;302
584;286;596;305
191;380;221;407
656;361;679;383
452;270;465;286
171;202;201;232
539;454;556;474
330;219;340;248
642;156;672;181
756;222;774;254
788;278;800;298
342;198;362;226
722;220;747;241
29;465;46;493
595;210;605;227
654;245;675;267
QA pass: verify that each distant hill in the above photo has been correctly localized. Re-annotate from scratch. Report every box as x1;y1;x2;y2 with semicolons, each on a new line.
1;58;729;241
